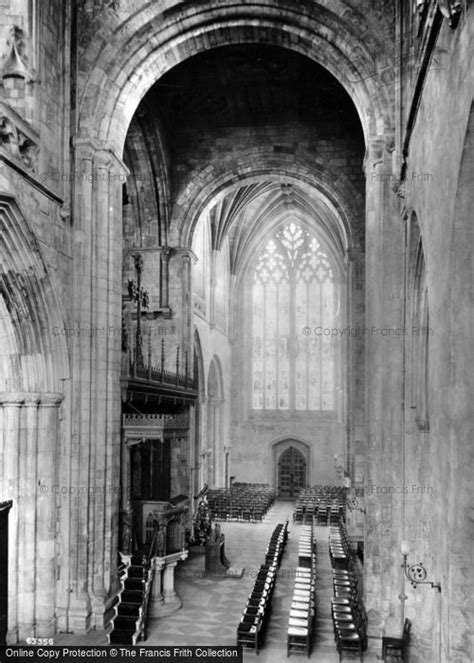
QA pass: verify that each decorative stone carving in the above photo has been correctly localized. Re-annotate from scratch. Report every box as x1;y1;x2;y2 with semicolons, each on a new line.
1;26;34;82
437;0;462;28
416;0;463;28
0;115;40;172
79;0;120;16
19;138;39;171
120;510;133;555
123;412;190;431
0;116;20;156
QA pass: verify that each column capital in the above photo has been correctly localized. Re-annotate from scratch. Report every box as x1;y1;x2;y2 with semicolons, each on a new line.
0;392;25;406
38;393;64;407
0;391;65;406
23;393;42;406
73;138;129;178
364;134;395;171
153;558;166;572
173;247;197;265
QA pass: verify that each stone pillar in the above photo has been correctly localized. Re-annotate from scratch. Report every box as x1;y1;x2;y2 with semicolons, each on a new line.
1;394;22;644
160;248;171;311
0;392;62;642
364;134;405;635
180;251;194;354
162;561;180;608
148;551;188;617
35;394;63;637
17;394;39;641
148;558;165;617
345;248;366;537
66;141;126;630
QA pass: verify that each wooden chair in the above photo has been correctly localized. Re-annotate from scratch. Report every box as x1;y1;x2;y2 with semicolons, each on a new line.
382;618;411;662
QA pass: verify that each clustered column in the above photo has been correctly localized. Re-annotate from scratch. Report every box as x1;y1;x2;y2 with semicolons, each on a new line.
0;392;63;643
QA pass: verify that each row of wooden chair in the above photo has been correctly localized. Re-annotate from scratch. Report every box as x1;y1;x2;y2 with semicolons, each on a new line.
329;523;351;569
287;524;317;658
329;524;368;661
236;521;288;654
293;487;346;525
294;502;345;525
208;484;276;522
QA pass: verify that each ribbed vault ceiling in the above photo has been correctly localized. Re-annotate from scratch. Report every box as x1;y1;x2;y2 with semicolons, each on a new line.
206;182;348;276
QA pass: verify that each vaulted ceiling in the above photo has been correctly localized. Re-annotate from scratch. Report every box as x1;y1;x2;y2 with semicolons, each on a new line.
204;182;349;277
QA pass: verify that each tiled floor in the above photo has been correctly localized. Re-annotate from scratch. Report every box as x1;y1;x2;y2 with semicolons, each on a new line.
54;501;382;662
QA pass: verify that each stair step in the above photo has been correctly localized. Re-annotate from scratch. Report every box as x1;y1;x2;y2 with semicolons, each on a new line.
131;555;145;565
110;629;136;645
118;602;141;616
128;567;145;579
125;578;144;590
114;616;139;630
122;590;143;603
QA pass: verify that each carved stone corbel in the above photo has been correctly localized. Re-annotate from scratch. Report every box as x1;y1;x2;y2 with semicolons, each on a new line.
2;26;34;82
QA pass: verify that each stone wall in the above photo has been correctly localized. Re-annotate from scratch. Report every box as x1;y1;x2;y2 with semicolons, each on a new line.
363;5;473;663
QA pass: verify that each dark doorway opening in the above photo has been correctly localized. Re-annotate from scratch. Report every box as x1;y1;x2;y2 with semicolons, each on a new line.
0;501;12;646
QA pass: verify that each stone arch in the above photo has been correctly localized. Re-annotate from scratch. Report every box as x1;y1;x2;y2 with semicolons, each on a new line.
0;194;69;392
175;154;364;254
77;2;394;154
0;194;68;641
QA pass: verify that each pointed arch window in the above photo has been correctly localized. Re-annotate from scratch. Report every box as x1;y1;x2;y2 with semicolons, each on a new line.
252;222;337;411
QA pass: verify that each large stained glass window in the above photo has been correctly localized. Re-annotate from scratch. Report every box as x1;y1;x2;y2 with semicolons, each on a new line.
252;222;337;411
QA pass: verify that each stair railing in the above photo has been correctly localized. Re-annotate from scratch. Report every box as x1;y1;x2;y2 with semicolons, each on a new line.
137;523;159;641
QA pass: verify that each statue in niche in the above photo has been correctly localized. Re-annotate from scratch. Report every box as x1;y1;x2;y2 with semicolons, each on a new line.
193;498;212;545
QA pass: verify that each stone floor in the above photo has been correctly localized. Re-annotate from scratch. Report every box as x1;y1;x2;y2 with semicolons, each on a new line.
54;501;383;661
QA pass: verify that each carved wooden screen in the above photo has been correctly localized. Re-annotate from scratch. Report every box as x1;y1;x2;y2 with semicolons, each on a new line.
131;439;171;501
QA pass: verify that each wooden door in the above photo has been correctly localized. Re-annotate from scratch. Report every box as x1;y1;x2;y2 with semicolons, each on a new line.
278;447;306;497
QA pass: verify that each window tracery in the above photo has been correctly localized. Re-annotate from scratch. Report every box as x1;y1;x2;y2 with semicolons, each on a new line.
252;222;337;411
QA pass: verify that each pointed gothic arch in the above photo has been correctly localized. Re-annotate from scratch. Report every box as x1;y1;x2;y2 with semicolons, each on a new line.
0;194;68;640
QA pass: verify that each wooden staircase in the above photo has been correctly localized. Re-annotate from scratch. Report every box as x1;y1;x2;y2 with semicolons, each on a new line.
108;554;154;645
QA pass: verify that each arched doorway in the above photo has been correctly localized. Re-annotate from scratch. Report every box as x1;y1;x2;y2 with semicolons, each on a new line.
278;446;307;497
